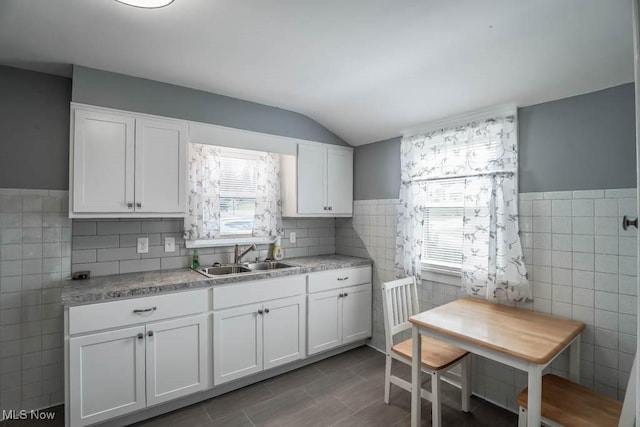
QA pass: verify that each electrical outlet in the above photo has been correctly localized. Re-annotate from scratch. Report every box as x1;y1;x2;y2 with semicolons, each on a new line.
137;237;149;254
289;232;296;243
164;237;175;253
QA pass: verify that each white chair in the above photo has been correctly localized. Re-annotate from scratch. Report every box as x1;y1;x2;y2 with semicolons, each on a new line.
516;353;637;427
382;277;471;427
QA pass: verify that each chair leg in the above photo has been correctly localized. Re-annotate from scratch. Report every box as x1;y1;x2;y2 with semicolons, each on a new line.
384;355;392;404
432;371;442;427
518;406;527;427
460;355;471;412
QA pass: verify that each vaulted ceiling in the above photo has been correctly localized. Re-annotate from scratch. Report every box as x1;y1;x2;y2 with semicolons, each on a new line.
0;0;633;145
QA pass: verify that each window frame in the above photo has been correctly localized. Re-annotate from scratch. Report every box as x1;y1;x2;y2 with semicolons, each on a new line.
413;106;519;282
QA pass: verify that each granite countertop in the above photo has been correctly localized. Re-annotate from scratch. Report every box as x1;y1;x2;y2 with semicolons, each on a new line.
62;254;373;306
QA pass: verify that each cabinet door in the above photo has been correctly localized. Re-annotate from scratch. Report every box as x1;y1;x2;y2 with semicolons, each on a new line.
307;289;342;355
145;314;209;406
342;284;372;344
72;109;135;213
263;296;305;370
135;118;188;214
297;144;327;214
213;303;263;385
327;148;353;215
69;326;146;427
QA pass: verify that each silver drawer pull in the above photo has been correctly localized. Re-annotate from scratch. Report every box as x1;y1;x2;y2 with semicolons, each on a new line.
133;307;157;314
337;277;349;281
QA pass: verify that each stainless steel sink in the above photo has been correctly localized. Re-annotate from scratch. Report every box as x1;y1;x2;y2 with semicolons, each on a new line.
243;261;296;271
198;265;252;276
195;261;297;277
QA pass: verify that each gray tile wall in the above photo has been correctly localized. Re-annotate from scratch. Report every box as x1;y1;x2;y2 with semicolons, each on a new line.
0;189;70;416
71;218;335;276
335;190;638;413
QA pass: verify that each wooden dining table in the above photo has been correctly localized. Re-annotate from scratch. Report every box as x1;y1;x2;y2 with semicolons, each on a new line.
409;298;585;427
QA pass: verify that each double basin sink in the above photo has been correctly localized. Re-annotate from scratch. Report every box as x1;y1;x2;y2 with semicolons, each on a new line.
195;261;297;277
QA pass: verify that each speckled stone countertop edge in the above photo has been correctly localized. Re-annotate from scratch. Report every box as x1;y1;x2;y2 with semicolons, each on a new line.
62;255;373;306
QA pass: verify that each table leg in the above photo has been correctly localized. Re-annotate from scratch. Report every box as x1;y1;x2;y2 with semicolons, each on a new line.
411;325;421;427
569;338;581;382
527;365;542;427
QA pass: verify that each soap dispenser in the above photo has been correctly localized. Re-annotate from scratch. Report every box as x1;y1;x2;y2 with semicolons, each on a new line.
272;237;284;261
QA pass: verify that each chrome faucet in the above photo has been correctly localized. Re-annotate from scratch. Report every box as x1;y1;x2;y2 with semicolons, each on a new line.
234;243;257;264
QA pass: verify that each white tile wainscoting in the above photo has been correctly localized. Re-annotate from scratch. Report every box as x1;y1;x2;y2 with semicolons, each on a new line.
0;189;70;417
335;189;638;413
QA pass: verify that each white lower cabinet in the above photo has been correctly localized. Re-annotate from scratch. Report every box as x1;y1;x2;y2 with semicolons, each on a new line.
145;315;209;406
67;290;210;427
307;266;372;356
66;266;371;426
212;276;306;385
213;295;305;385
69;326;146;427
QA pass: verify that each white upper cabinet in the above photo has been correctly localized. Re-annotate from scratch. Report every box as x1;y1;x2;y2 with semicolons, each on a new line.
72;109;135;214
282;143;353;217
135;118;187;214
70;105;188;218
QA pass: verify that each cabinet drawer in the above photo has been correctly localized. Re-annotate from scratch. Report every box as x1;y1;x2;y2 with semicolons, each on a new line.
307;266;371;293
213;276;305;310
69;289;209;335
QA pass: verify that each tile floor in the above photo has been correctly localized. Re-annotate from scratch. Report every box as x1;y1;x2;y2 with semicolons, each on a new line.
0;346;516;426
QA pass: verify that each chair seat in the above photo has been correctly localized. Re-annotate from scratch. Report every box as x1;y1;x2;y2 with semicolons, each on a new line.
517;374;622;427
392;335;469;371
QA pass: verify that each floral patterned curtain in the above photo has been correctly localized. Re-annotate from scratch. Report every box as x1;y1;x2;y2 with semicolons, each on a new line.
253;152;283;237
396;114;531;302
184;144;283;241
184;144;221;240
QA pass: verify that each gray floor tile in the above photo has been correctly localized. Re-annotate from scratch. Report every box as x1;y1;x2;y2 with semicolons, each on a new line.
202;382;275;421
278;396;354;427
243;388;317;427
135;404;211;427
261;364;326;396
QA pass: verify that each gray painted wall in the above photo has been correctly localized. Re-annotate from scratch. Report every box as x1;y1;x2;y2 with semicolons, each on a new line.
353;83;636;199
72;66;348;147
354;137;401;200
0;66;71;190
519;83;636;192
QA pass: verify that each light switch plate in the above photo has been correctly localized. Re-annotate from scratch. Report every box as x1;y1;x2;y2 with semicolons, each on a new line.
289;232;296;243
137;237;149;254
164;237;175;253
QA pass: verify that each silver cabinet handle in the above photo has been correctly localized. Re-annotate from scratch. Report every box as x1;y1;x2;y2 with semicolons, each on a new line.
136;202;142;208
133;307;157;314
337;277;349;281
127;202;133;208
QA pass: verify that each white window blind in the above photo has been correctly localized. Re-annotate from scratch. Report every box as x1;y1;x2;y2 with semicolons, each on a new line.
422;178;464;271
216;151;259;236
420;118;516;273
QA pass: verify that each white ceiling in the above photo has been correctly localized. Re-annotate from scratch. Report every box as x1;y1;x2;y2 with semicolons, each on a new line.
0;0;633;146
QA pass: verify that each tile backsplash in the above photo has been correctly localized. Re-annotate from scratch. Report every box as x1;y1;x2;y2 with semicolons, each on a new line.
71;217;336;276
336;188;638;413
0;189;70;415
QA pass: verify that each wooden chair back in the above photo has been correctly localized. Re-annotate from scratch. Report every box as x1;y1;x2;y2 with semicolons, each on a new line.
381;277;420;353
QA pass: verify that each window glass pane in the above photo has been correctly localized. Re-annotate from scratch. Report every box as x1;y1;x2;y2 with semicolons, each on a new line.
218;151;258;235
422;178;465;269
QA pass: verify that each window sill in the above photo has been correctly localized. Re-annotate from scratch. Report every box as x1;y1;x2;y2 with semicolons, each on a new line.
421;267;461;286
185;236;277;249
